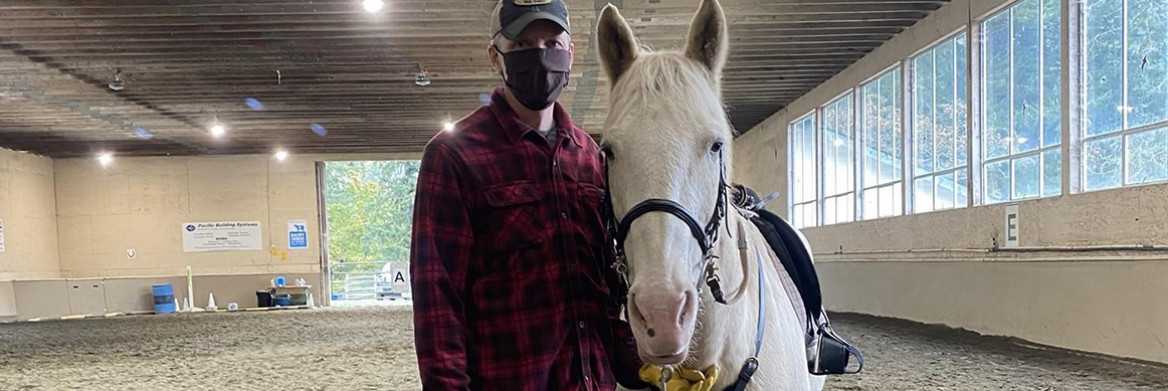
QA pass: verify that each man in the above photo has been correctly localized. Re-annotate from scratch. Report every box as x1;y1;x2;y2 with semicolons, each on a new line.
409;1;649;390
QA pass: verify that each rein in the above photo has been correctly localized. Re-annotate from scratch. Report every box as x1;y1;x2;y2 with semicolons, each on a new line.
603;151;765;390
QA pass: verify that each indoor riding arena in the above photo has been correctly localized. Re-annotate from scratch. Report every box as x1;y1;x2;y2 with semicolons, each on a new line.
2;1;1168;390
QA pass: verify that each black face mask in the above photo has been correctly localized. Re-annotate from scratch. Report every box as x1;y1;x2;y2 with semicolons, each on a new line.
496;46;571;111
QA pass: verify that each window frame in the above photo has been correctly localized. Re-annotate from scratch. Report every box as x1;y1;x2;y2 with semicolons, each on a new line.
857;65;906;220
1078;0;1168;192
979;0;1064;205
909;30;972;214
788;111;819;228
818;90;858;226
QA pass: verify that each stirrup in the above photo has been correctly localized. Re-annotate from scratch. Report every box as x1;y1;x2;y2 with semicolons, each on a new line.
809;322;864;375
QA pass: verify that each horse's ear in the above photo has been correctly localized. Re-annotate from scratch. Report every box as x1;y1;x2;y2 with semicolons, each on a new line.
597;4;638;89
683;0;729;80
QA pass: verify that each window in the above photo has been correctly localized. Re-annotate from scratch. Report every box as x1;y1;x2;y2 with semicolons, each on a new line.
789;113;818;228
982;0;1062;204
912;33;970;213
859;68;904;219
821;93;855;225
1082;0;1168;190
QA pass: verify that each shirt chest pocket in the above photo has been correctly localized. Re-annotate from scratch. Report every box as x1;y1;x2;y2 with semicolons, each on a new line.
475;181;550;253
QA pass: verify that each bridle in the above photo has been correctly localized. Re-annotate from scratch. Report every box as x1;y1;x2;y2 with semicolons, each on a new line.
603;149;732;305
602;149;769;391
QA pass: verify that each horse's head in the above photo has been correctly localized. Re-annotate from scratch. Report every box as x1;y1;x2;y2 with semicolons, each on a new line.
598;0;731;365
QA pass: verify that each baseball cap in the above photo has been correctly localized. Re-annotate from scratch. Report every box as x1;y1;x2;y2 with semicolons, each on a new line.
490;0;571;40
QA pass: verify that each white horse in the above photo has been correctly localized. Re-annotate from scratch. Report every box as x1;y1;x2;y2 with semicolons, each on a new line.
598;1;825;390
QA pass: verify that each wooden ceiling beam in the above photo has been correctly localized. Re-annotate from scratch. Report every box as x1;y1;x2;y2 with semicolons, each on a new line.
0;0;948;156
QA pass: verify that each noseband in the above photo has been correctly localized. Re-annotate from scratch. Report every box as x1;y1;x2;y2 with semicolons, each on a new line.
604;150;732;305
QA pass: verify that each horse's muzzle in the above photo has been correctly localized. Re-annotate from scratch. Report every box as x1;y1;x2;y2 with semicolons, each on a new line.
628;288;698;364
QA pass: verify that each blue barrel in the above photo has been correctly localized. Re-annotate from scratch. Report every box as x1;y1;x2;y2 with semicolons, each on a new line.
152;284;177;314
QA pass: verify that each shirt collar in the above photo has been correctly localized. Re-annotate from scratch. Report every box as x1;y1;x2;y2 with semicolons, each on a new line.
489;87;583;148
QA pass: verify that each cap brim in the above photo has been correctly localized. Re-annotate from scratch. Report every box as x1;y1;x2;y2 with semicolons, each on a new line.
499;12;570;40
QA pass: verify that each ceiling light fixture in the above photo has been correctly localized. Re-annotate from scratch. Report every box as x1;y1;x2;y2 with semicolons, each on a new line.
97;152;114;167
275;149;289;161
210;121;226;138
108;68;125;91
209;116;227;138
443;113;455;132
311;123;328;136
415;63;431;87
363;0;384;13
134;127;154;140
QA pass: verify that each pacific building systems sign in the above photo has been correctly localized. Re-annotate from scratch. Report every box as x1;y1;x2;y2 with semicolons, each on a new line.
181;221;263;252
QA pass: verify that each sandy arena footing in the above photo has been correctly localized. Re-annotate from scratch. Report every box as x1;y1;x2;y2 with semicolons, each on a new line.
2;307;1167;390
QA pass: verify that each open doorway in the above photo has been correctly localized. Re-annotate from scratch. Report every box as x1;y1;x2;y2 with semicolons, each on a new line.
319;160;420;306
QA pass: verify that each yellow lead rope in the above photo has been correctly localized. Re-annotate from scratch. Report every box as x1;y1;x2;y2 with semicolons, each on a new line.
639;364;720;391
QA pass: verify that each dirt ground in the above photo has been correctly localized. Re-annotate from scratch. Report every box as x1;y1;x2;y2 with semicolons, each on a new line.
824;314;1168;390
0;307;420;391
2;307;1167;390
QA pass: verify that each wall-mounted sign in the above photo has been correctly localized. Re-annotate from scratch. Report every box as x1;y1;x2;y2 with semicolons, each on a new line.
288;220;308;250
0;219;5;253
1004;205;1020;248
386;262;410;294
181;221;263;253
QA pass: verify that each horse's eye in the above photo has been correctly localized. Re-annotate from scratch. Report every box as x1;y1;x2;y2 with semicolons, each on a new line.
601;146;615;160
710;142;724;154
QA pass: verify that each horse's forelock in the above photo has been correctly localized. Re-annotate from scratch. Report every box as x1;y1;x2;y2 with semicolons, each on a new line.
605;51;728;136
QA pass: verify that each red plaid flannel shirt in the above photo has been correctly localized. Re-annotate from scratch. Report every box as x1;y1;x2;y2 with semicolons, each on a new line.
410;88;646;391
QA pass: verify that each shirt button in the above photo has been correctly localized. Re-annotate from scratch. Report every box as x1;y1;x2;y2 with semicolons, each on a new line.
584;375;591;383
579;320;586;329
561;212;568;220
553;160;558;167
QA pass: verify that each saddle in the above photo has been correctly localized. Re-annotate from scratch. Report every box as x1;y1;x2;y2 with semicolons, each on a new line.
730;184;864;376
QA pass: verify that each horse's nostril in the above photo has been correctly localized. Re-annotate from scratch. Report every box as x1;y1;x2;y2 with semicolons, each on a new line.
647;328;656;337
677;290;694;325
630;293;647;323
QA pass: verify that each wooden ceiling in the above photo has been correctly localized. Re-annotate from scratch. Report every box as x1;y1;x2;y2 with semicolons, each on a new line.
0;0;948;158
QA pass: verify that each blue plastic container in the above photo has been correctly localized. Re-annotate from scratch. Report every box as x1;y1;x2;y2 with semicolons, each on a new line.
152;284;176;314
273;294;292;307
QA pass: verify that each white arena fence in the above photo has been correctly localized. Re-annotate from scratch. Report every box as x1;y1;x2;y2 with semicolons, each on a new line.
328;261;411;302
